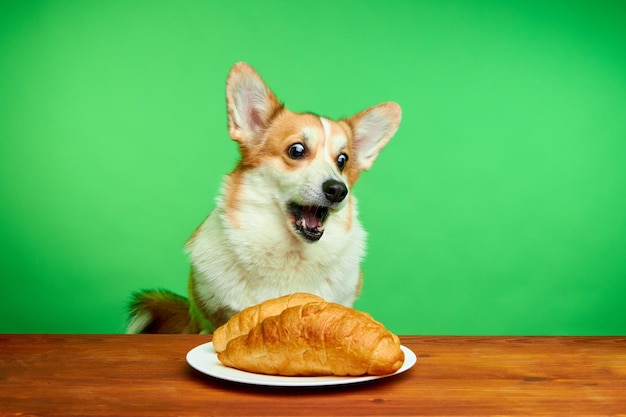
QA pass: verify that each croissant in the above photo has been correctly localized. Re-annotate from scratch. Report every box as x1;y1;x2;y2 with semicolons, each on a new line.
217;301;404;376
212;292;324;352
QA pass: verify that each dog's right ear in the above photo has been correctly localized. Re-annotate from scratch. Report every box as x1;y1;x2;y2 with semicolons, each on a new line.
226;62;283;145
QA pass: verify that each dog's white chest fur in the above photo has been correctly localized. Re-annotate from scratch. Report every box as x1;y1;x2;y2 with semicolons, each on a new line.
186;170;366;317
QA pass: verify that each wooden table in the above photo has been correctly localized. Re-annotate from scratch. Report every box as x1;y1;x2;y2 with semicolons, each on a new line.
1;335;624;416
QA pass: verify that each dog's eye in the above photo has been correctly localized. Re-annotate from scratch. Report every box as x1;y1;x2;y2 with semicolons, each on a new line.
337;153;348;170
288;143;306;159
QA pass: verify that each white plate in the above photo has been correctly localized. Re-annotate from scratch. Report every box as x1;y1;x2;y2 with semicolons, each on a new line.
186;341;417;387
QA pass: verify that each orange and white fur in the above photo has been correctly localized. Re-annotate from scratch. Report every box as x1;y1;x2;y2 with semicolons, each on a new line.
127;62;401;334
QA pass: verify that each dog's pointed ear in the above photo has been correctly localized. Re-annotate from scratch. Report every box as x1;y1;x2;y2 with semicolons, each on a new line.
344;102;401;171
226;62;283;144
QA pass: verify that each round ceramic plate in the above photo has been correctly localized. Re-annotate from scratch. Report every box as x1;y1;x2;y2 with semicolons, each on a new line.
186;342;416;387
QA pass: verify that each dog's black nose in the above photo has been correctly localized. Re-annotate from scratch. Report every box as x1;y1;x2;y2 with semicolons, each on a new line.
323;180;348;203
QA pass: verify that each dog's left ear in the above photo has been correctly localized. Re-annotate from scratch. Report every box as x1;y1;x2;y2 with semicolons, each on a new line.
344;102;402;171
226;62;283;145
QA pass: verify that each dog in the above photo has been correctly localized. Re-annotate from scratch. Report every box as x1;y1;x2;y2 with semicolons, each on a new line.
127;62;401;334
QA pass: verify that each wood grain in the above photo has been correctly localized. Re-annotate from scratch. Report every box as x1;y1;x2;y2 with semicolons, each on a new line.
1;335;624;416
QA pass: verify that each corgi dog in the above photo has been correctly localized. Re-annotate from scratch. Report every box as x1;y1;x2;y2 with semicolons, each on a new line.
127;62;401;334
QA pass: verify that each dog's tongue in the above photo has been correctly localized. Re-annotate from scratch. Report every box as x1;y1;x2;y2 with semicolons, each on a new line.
290;203;329;242
302;206;323;229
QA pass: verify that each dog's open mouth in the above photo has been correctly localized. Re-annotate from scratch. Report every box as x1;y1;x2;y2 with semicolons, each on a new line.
288;202;330;242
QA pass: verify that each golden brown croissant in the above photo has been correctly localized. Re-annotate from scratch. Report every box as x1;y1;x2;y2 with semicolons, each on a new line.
217;301;404;376
212;292;324;352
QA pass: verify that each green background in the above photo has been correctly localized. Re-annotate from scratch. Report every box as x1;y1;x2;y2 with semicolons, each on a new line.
1;0;625;335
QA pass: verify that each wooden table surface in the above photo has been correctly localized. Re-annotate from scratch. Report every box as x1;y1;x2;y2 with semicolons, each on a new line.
1;335;624;416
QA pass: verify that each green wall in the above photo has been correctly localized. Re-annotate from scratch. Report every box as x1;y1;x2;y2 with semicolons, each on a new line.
1;0;625;335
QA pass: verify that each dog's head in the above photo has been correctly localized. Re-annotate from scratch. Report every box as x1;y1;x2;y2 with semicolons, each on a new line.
224;62;401;243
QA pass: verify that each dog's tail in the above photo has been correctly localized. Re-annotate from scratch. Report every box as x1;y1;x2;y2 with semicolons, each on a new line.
127;289;198;334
